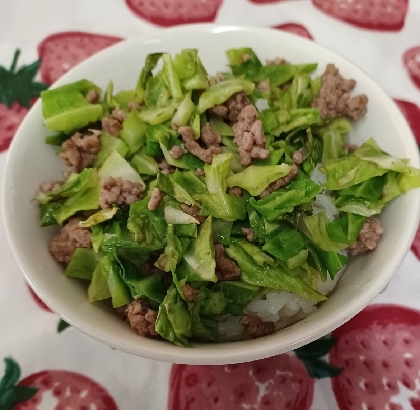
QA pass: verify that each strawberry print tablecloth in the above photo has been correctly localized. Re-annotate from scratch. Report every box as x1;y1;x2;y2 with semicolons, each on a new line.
1;1;420;409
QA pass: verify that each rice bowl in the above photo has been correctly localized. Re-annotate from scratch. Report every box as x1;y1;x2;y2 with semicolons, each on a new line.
2;24;420;364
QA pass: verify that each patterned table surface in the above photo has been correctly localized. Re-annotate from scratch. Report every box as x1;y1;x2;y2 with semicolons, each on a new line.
1;1;420;409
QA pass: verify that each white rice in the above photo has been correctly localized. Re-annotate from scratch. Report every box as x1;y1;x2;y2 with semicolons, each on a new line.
255;98;269;112
218;268;344;341
310;163;327;185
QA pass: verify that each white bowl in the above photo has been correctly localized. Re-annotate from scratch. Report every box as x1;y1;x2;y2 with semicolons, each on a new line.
3;24;420;365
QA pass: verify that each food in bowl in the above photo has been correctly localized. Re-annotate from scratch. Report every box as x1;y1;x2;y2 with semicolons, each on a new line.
35;47;420;346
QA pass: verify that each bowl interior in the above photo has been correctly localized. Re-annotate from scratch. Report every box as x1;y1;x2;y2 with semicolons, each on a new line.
3;24;420;364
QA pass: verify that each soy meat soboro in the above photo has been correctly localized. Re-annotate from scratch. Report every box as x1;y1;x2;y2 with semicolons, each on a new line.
36;48;420;346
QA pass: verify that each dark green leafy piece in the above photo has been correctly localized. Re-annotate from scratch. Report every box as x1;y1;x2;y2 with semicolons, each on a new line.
120;258;165;303
155;285;191;346
263;222;306;262
65;248;100;280
40;201;62;226
326;213;367;244
127;196;167;251
250;177;322;221
226;241;326;301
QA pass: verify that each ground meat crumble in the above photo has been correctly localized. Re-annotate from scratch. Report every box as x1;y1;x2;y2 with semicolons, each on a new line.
233;105;270;166
180;204;207;224
121;299;158;337
169;145;187;159
99;176;143;209
86;89;100;104
311;64;368;121
259;164;299;199
242;227;255;242
158;158;176;175
178;125;222;164
228;186;243;197
148;187;165;211
348;216;383;256
210;91;251;123
240;315;275;339
49;218;92;264
60;130;101;174
181;285;199;302
39;180;63;194
215;244;241;281
101;107;128;136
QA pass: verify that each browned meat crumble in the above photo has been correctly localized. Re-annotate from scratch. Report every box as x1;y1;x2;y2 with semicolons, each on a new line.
180;204;207;224
210;91;251;123
240;315;275;338
157;158;176;175
123;299;158;337
228;186;243;197
349;216;383;255
233;105;270;166
60;130;101;174
311;64;368;121
49;218;92;264
86;89;100;104
242;227;255;243
215;244;241;281
99;176;143;209
181;285;199;302
178;125;222;164
259;164;299;198
101;107;128;136
148;187;165;211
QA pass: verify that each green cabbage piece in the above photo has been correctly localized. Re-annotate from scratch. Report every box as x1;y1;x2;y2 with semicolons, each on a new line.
226;241;326;302
93;132;129;168
41;80;103;132
226;164;291;196
250;177;322;221
326;212;367;244
119;111;147;155
197;80;255;114
300;212;347;252
98;150;145;187
155;285;191;347
176;217;217;283
127;195;167;251
79;208;118;228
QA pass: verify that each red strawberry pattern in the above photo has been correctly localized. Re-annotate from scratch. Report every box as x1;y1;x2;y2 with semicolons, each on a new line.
412;225;420;261
168;353;314;410
330;304;420;410
403;47;420;91
0;102;28;153
38;32;123;85
312;0;408;31
394;99;420;145
274;23;314;40
248;0;288;3
28;286;52;313
0;50;47;153
124;0;223;27
0;357;118;409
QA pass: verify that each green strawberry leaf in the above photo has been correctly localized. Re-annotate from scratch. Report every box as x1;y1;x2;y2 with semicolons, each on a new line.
294;336;336;358
0;358;20;396
0;49;48;109
294;336;343;379
297;357;343;379
57;319;71;333
0;357;38;408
